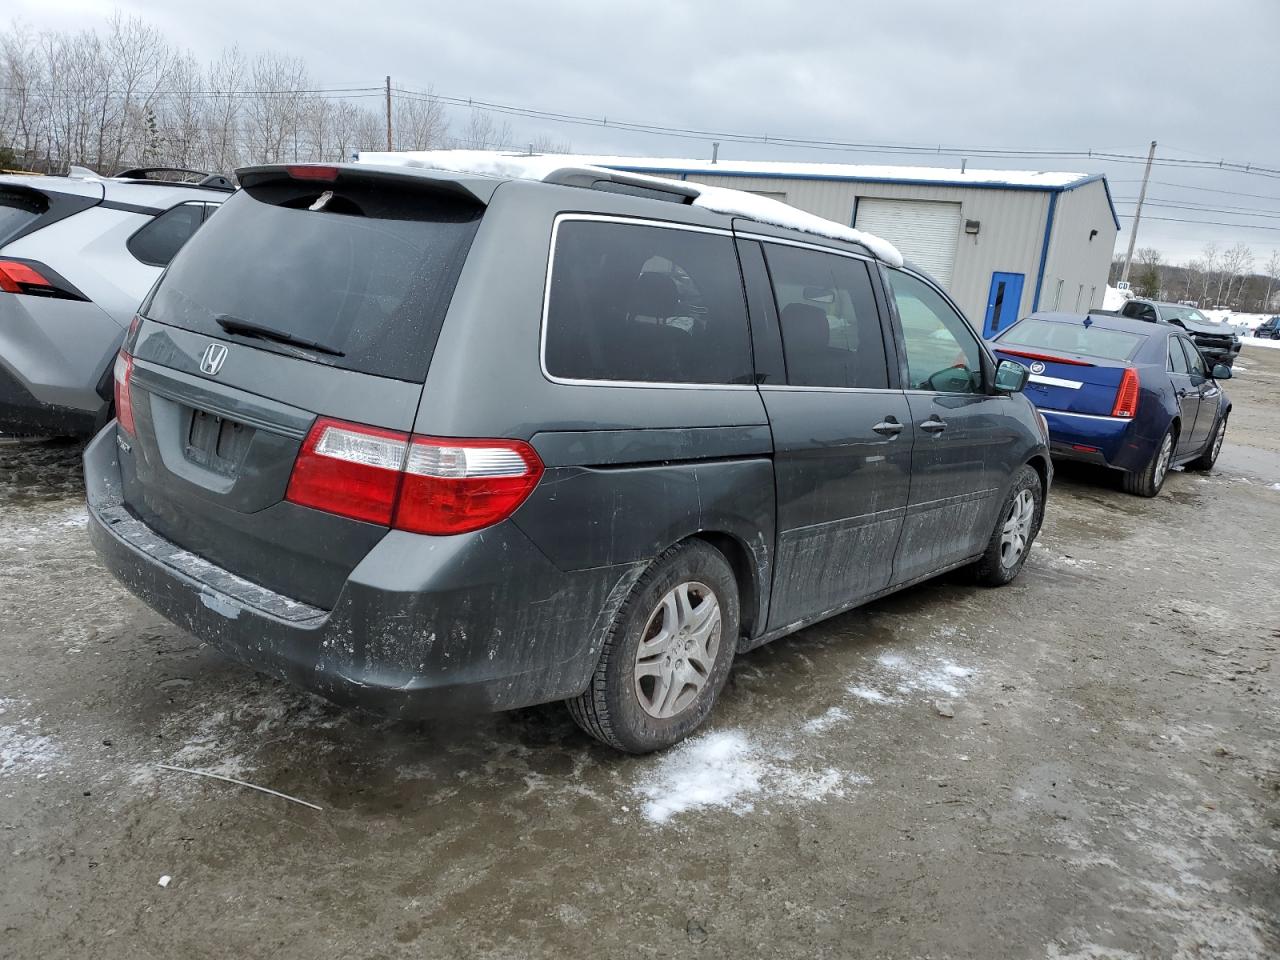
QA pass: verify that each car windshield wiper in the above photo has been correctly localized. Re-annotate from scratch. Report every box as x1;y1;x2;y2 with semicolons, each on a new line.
214;314;345;357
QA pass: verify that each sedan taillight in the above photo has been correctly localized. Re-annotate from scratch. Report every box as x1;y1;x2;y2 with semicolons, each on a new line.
285;418;543;534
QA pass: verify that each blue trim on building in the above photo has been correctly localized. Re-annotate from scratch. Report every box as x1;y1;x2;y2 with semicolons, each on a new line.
1031;191;1058;311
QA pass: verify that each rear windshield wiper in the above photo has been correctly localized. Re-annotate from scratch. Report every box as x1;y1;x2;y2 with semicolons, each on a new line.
214;314;345;357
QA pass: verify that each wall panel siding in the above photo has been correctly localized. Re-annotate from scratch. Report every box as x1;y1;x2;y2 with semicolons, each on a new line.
1039;180;1120;314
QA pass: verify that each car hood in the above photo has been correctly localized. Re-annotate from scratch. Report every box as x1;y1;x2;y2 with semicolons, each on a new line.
1179;318;1236;337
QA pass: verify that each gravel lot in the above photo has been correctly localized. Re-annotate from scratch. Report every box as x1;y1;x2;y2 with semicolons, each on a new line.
2;349;1278;960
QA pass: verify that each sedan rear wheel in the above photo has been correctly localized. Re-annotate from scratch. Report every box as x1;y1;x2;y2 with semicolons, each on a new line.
1123;426;1175;497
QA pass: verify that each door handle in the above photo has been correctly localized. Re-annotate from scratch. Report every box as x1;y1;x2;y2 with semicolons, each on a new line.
872;418;904;438
1176;388;1189;398
920;417;948;434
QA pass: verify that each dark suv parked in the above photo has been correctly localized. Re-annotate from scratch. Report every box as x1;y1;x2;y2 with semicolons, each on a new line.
86;160;1051;752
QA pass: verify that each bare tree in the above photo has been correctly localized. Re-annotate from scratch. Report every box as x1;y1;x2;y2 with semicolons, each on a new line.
1263;250;1280;312
1198;242;1219;304
393;89;448;151
1219;242;1253;306
454;108;513;150
527;133;574;154
202;46;245;174
1134;247;1163;298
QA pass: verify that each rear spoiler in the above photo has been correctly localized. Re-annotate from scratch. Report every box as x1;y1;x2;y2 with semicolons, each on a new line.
236;163;501;205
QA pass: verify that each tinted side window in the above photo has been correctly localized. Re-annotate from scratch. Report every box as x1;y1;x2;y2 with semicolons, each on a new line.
127;202;210;267
1180;338;1205;378
1168;337;1189;374
763;244;888;389
544;220;753;385
887;269;983;394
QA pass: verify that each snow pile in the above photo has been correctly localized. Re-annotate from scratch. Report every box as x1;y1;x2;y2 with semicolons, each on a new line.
356;149;904;266
633;729;862;823
1242;336;1280;351
1101;285;1132;311
0;702;59;776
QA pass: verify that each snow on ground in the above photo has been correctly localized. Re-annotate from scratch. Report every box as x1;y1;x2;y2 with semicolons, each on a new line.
0;701;59;776
356;149;904;265
633;729;864;823
1241;336;1280;351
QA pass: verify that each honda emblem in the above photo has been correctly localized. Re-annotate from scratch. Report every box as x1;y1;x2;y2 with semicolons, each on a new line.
199;343;228;376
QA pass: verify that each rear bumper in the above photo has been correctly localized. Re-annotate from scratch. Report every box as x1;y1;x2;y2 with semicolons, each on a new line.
0;294;120;434
85;427;637;717
1041;409;1150;472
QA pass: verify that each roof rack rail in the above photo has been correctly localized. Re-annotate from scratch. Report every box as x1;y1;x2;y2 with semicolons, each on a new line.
542;166;696;205
111;167;236;192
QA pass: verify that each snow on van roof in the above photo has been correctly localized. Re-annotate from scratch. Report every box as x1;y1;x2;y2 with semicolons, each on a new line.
588;156;1095;189
355;150;904;266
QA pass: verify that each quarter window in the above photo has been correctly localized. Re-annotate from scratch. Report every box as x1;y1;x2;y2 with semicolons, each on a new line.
544;220;753;385
887;269;983;394
128;201;214;267
1179;338;1205;378
764;244;888;389
1168;337;1189;374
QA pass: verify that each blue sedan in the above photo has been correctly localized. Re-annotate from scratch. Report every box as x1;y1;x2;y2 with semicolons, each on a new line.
992;311;1232;497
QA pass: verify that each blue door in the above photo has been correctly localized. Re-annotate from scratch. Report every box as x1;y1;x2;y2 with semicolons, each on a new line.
983;272;1025;338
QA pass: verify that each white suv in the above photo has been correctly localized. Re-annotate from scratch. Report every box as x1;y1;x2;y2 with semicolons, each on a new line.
0;167;232;436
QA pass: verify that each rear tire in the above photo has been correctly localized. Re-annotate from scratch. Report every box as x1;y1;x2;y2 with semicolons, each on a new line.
972;465;1043;587
1187;413;1227;471
567;540;738;754
1123;426;1175;497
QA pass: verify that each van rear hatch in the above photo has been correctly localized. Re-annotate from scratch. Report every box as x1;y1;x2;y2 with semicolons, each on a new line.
994;317;1147;417
118;164;490;609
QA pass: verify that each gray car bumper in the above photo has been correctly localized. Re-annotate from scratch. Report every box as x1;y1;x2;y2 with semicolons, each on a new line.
0;294;121;434
84;427;637;717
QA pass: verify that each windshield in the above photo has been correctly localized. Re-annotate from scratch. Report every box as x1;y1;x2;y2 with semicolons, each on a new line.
1162;305;1209;324
998;318;1145;362
143;181;482;382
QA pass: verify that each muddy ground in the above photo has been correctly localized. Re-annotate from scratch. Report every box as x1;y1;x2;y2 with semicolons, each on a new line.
1;349;1278;960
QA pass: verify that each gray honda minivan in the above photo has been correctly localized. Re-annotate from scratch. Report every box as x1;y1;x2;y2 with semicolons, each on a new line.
86;159;1050;753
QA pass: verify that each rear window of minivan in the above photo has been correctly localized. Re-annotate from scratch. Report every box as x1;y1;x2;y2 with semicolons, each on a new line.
143;177;482;382
544;218;754;385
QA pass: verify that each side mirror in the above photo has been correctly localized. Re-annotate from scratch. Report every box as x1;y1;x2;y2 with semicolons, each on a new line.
1211;363;1232;380
993;358;1029;394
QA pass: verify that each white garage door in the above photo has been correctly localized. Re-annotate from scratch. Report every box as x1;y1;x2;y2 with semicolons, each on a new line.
854;198;962;288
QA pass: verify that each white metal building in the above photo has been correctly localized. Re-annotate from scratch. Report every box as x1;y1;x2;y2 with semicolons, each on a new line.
596;157;1121;338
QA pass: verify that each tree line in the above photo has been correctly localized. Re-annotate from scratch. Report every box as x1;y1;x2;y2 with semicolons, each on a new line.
1109;242;1280;313
0;13;568;177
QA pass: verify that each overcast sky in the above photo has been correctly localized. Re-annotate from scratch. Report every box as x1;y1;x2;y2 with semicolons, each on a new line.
17;0;1280;268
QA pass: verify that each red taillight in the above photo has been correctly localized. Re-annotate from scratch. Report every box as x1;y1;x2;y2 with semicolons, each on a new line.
113;351;136;435
1111;367;1140;419
0;259;58;295
285;418;409;526
284;419;544;534
286;164;339;182
996;348;1094;368
395;437;544;535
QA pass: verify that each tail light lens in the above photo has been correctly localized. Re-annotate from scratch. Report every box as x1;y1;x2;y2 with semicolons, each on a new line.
285;419;409;526
113;351;136;435
395;437;545;535
0;258;84;299
285;418;543;534
1111;367;1140;418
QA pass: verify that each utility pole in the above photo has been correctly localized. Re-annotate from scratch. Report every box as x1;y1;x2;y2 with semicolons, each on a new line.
1121;139;1156;285
385;76;393;151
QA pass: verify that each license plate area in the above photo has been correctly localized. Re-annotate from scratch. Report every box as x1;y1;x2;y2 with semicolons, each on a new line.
185;408;251;477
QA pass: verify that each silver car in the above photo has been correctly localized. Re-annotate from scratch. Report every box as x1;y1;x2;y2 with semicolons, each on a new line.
0;167;233;436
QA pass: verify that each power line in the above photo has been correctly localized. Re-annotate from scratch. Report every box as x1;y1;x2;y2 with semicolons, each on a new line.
1114;198;1280;219
394;85;1280;179
1117;213;1280;233
1111;179;1280;203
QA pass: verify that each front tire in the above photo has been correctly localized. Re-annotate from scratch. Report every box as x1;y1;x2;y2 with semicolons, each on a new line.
1187;413;1227;471
567;540;738;754
972;465;1044;586
1123;426;1175;497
